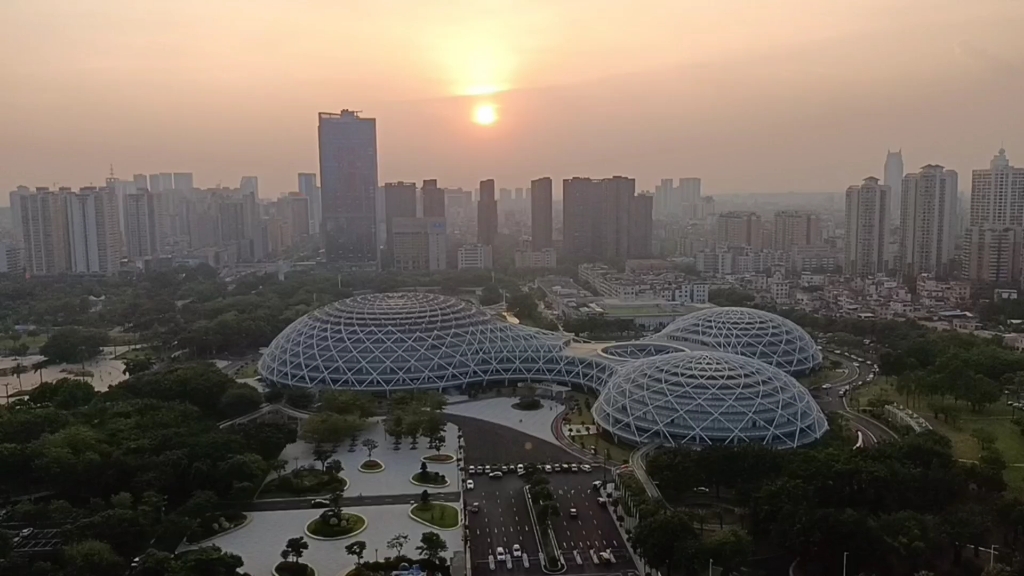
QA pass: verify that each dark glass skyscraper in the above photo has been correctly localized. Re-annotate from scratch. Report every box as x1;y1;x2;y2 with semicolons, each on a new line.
318;110;378;265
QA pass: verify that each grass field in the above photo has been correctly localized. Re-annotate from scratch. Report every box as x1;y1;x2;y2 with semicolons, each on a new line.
0;335;47;353
853;377;1024;495
410;502;460;528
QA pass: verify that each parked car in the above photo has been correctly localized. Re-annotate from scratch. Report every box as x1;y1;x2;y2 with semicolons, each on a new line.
489;471;503;479
496;547;506;562
512;544;522;558
592;480;604;491
553;464;562;472
580;464;592;472
569;507;578;518
310;499;331;508
468;465;476;475
466;479;475;490
501;465;509;473
544;464;553;473
469;502;480;513
484;465;492;473
693;487;710;494
570;463;579;472
516;464;525;475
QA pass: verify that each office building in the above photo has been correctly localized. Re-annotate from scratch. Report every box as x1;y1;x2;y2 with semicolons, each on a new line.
390;217;447;271
123;191;157;260
239;176;259;199
422;179;446;219
716;211;762;249
629;193;654;258
66;187;122;275
884;150;903;224
898;165;958;276
149;173;174;193
845;177;890;277
173;173;194;191
318;109;378;265
132;174;149;191
562;176;641;260
458;243;493;270
12;187;70;275
530;177;553;250
298;173;321;235
515;247;557;268
477;179;498;246
773;211;820;251
279;192;311;245
384;181;417;263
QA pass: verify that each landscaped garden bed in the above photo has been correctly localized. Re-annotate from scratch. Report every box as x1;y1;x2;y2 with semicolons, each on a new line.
274;561;315;576
410;470;450;487
186;510;249;544
421;453;456;464
358;458;385;472
305;510;368;540
409;502;461;529
259;468;348;499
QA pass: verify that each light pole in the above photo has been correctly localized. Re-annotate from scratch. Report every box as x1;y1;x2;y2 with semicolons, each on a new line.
708;558;713;576
842;552;848;576
991;544;998;568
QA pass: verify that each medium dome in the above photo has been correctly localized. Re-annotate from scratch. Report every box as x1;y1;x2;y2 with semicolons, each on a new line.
593;351;827;448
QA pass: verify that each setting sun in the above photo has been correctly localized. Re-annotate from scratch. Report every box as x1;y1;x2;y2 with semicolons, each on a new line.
472;103;499;126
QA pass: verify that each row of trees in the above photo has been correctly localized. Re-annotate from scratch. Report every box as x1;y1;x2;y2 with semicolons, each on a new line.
0;362;297;575
640;430;1024;575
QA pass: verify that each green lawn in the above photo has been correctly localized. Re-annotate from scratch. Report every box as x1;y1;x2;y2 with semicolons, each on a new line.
306;513;366;538
258;469;349;499
0;335;47;353
563;391;632;464
410;502;460;528
235;364;259;379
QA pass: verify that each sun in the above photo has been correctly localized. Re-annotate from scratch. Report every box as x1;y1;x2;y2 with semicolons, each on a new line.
472;103;499;126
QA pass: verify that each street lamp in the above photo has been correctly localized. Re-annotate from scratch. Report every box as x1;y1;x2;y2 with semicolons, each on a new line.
991;544;998;569
842;552;848;576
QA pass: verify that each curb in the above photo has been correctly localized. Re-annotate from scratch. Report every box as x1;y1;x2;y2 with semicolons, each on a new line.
410;475;452;489
407;503;462;531
358;460;386;474
420;453;457;464
303;512;369;541
187;513;253;545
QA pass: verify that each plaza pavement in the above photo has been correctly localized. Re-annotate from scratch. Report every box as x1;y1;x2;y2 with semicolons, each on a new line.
189;504;463;576
444;398;562;448
272;420;461;498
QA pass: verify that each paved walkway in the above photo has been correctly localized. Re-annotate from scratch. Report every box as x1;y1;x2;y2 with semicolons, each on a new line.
445;398;562;447
244;491;460;512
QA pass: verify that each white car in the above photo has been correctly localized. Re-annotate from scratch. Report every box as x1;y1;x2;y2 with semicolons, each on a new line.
580;464;592;472
512;545;522;558
489;471;503;479
544;464;553;473
466;479;475;490
516;464;525;475
496;547;506;562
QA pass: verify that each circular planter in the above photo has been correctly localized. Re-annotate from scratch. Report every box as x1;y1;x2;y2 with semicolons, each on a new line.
273;562;317;576
420;453;456;464
410;474;451;488
358;459;386;473
304;512;369;541
408;503;462;531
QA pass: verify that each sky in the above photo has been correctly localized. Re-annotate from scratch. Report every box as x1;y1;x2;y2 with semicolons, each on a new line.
2;0;1023;202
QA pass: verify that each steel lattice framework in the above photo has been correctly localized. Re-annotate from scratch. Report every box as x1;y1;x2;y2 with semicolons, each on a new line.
258;292;610;392
592;351;828;448
653;307;823;376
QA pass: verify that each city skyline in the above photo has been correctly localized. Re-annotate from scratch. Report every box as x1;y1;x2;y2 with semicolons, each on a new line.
2;0;1023;199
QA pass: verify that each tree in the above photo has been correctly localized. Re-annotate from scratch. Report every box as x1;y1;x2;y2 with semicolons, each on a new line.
387;533;410;557
362;437;379;460
322;390;376;419
271;458;288;478
10;363;27;390
479;284;502;306
312;444;338;471
632;509;699;576
972;427;998;450
218;385;264;419
282;536;309;563
698;529;752;576
301;412;365;448
27;378;97;409
329;490;345;514
416;531;449;563
40;327;109;364
345;540;368;565
122;355;156;377
62;540;126;576
420;490;431;505
9;341;30;359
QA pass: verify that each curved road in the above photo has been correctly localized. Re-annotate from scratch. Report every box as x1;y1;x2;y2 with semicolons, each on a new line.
811;352;897;446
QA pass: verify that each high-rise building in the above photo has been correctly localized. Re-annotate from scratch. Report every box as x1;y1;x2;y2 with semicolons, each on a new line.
318;109;378;265
173;173;194;191
530;177;553;250
884;150;903;224
0;242;22;274
962;225;1022;283
298;173;321;235
66;187;122;275
629;193;654;258
477;179;498;246
562;176;641;260
961;149;1024;283
132;174;149;191
458;243;492;270
898;165;958;276
716;211;762;249
123;191;157;260
13;187;71;275
773;211;821;251
239;176;259;199
422;179;445;219
149;173;174;193
390;217;447;271
280;192;311;245
653;178;701;220
384;181;417;263
845;177;890;277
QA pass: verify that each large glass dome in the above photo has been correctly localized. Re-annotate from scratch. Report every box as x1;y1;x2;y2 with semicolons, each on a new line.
654;307;822;376
593;351;827;448
258;292;607;392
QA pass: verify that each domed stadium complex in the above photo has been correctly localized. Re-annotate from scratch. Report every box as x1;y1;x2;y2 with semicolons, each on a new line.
592;352;828;448
259;292;827;448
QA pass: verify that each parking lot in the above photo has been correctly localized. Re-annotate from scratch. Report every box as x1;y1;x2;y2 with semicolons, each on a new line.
463;465;633;575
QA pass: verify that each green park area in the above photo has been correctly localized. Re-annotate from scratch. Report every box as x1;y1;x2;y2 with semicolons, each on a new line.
563;391;633;464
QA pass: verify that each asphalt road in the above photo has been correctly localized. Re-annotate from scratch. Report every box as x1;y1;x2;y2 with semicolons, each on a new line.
446;413;585;465
812;352;897;445
465;471;634;576
243;491;460;512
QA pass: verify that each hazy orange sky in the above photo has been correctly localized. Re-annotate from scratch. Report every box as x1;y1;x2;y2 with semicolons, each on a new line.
2;0;1023;201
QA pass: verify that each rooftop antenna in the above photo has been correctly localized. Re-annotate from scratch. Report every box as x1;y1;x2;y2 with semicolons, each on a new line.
109;164;115;179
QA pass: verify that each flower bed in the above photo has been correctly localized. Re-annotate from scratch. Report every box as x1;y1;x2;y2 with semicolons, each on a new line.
305;512;368;540
409;502;461;529
421;453;456;464
274;561;315;576
186;511;249;544
358;459;385;472
411;470;450;487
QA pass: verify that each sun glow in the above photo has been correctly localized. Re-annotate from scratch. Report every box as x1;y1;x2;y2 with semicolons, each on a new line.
472;103;499;126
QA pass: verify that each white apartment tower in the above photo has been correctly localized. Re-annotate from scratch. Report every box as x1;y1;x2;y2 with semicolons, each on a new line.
845;177;889;277
898;165;958;276
123;192;157;260
884;150;903;225
66;187;123;275
12;187;71;275
962;149;1024;282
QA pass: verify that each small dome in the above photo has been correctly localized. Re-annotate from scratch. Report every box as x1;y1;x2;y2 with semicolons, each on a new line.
593;351;827;448
655;307;822;375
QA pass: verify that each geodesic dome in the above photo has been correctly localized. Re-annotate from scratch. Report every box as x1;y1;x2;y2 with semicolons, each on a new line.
258;292;608;392
654;307;822;376
593;351;828;448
